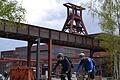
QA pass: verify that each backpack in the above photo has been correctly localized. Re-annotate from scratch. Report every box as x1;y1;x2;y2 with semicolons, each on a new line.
83;58;95;72
65;56;74;68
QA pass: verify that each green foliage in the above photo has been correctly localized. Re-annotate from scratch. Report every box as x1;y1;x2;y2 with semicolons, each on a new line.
87;0;120;54
0;0;26;22
97;33;120;54
100;0;119;34
87;0;120;34
100;11;116;34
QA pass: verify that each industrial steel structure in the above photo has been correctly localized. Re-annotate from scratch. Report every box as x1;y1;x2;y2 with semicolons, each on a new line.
0;3;104;80
62;3;88;35
0;19;103;80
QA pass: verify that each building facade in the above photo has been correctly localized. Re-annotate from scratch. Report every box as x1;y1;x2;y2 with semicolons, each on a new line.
0;45;112;77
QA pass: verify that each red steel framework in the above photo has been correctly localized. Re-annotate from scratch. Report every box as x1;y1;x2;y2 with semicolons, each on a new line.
62;3;88;35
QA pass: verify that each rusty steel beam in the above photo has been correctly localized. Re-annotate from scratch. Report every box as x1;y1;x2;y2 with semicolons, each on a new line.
36;38;40;80
48;39;52;80
62;3;88;35
27;41;33;67
63;3;85;10
0;19;103;51
90;50;94;58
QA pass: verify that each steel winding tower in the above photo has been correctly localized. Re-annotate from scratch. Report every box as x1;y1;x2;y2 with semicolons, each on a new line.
62;3;88;35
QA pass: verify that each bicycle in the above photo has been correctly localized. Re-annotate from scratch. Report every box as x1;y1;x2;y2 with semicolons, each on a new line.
51;72;67;80
77;73;95;80
51;72;77;80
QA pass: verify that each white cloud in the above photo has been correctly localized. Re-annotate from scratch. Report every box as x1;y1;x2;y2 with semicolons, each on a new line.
21;0;62;23
18;0;101;33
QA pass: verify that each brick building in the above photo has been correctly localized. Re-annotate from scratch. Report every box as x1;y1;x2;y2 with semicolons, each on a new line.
0;45;112;77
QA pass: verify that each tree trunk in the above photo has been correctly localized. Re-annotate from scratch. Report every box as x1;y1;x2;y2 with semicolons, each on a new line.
113;54;120;80
117;54;120;80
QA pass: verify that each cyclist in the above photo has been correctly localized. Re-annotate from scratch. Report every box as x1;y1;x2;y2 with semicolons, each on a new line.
76;53;96;80
52;53;72;80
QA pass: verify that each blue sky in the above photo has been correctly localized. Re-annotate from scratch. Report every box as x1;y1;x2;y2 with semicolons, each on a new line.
0;0;101;51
